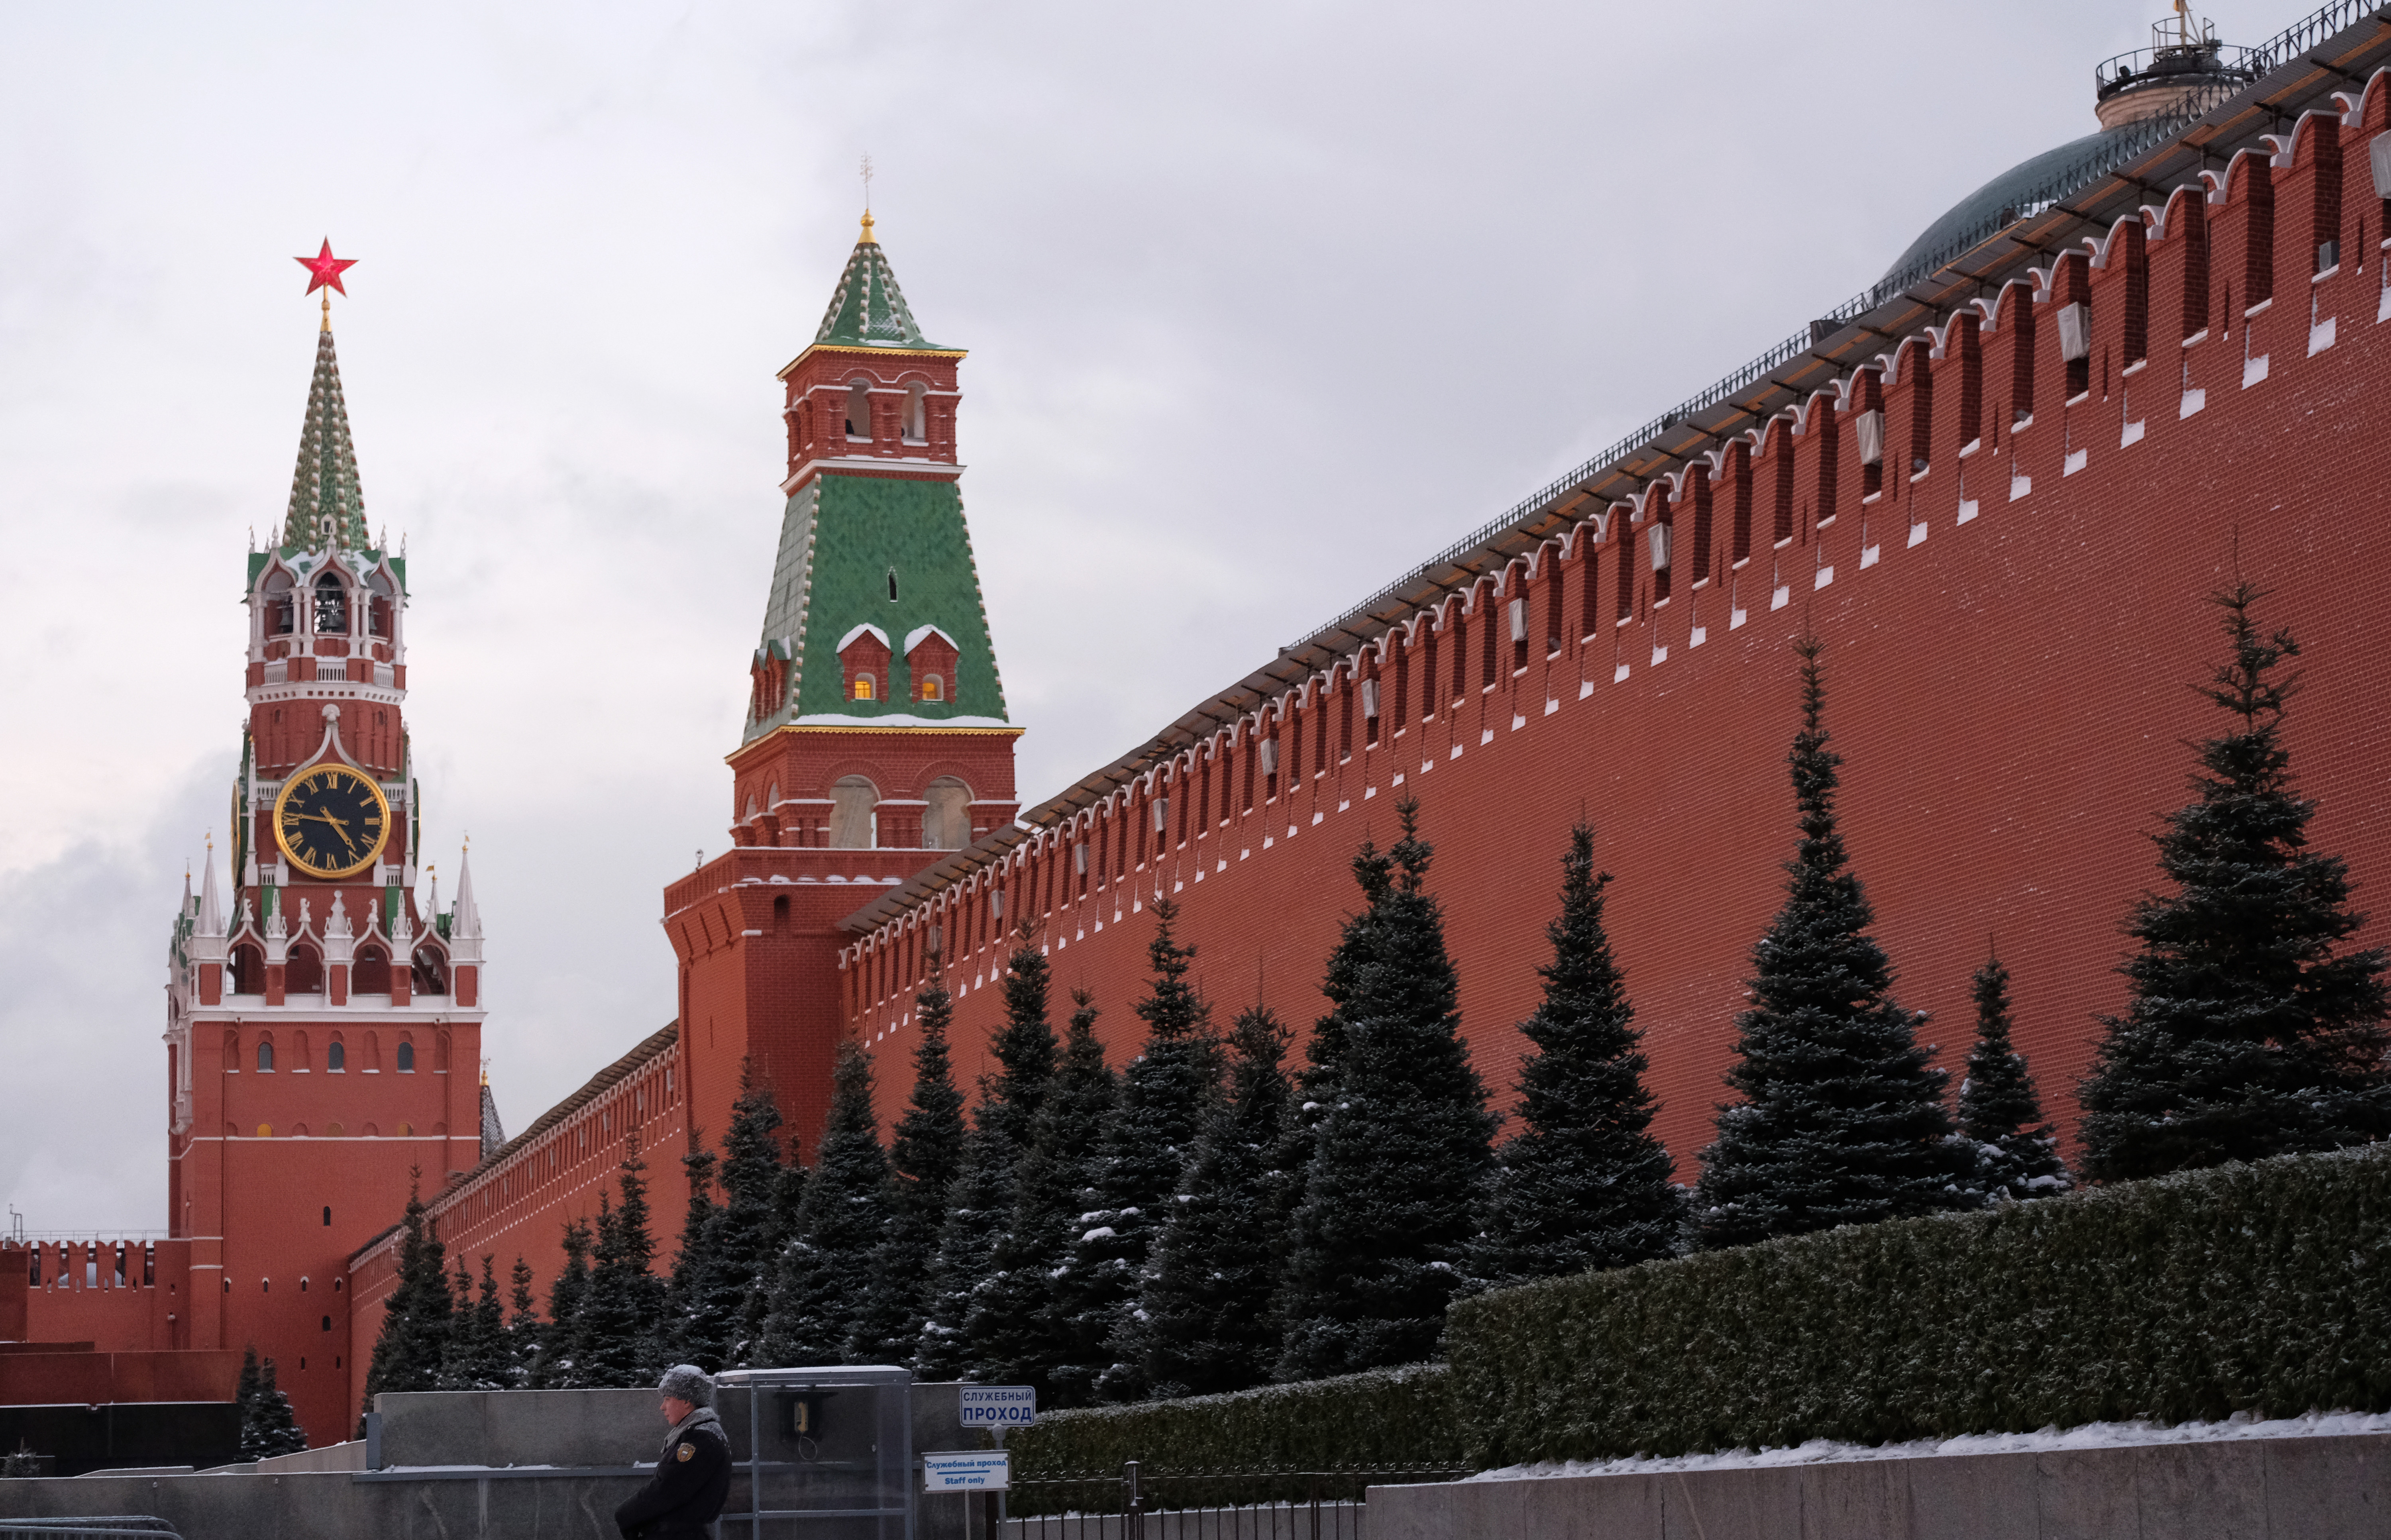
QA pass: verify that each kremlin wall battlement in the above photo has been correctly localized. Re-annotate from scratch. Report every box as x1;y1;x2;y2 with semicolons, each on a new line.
830;73;2391;1164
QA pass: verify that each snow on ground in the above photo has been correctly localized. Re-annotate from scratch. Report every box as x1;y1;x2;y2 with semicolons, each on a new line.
1471;1409;2391;1482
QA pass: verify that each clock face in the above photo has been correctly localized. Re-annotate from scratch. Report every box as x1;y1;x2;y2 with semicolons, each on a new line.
273;764;391;880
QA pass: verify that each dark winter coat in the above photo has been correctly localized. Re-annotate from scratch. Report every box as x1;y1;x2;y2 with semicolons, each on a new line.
614;1406;732;1540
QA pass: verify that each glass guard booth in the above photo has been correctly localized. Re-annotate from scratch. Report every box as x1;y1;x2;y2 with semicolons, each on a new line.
714;1365;914;1540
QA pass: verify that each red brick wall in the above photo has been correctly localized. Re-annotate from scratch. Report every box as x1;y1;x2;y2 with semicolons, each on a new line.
847;100;2391;1179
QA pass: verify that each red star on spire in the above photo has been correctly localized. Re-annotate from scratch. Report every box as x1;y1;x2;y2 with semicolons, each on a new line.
294;239;359;296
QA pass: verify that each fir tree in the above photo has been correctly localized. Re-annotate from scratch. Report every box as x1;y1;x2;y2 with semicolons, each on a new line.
662;1138;720;1368
2081;585;2391;1178
709;1070;790;1368
968;989;1118;1397
1474;824;1684;1288
240;1356;306;1460
506;1257;539;1388
987;935;1060;1154
913;1090;1015;1380
578;1155;667;1386
846;977;967;1364
362;1175;452;1402
438;1255;510;1390
234;1346;261;1433
1693;638;1967;1250
526;1215;592;1389
1275;849;1393;1226
1277;801;1495;1381
760;1038;890;1365
1054;900;1222;1403
1124;1004;1294;1398
1957;951;2073;1201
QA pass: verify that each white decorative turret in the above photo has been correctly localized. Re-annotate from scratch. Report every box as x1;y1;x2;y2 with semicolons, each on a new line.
195;843;226;940
325;890;354;964
449;844;484;965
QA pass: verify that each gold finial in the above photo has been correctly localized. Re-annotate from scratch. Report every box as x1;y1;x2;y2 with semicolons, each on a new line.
321;292;332;334
859;210;877;245
480;1057;491;1088
858;153;877;243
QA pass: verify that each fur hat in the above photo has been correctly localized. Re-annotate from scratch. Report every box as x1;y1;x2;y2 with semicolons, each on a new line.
658;1364;714;1408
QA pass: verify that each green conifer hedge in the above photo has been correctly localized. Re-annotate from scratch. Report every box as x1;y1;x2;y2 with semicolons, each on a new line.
1451;1142;2391;1467
1007;1362;1463;1474
1011;1144;2391;1479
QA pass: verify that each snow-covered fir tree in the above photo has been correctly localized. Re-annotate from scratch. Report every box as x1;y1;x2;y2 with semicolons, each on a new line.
238;1353;306;1460
760;1038;889;1365
986;934;1060;1154
1475;824;1684;1287
968;989;1118;1397
846;977;968;1364
1123;1004;1294;1398
1693;639;1967;1249
2080;585;2391;1178
526;1216;591;1389
1276;800;1494;1381
1055;901;1222;1403
1275;847;1391;1234
233;1349;262;1451
911;937;1060;1378
913;1090;1015;1379
576;1157;667;1386
362;1176;451;1400
506;1257;540;1388
1955;951;2073;1201
662;1141;720;1368
438;1255;511;1390
709;1073;792;1368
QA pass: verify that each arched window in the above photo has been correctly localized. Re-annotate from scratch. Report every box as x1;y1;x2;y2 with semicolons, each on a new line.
397;1040;416;1073
326;1039;345;1072
829;776;879;849
312;573;349;634
353;944;391;994
395;1122;412;1137
287;942;324;995
920;675;943;702
412;946;449;997
845;381;871;440
230;943;265;995
324;1122;344;1137
924;777;972;851
367;571;395;638
261;570;296;637
903;383;928;442
256;1124;273;1139
853;675;876;700
257;1040;275;1073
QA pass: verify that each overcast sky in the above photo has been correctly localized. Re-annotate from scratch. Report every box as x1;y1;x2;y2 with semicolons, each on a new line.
0;0;2201;1230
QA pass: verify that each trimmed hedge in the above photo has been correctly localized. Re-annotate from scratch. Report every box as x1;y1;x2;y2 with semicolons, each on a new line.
1449;1142;2391;1466
1008;1363;1462;1475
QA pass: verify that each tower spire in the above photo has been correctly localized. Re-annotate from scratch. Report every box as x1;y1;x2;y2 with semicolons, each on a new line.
813;218;935;349
279;327;369;551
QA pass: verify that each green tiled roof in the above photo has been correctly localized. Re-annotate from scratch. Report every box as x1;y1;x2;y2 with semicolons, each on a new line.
280;328;369;549
745;473;1007;738
813;216;942;351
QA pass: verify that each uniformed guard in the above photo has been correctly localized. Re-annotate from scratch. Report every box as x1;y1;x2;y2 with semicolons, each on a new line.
614;1363;734;1540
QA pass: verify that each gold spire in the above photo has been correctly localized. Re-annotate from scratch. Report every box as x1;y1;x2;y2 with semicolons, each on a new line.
859;210;877;245
321;292;332;334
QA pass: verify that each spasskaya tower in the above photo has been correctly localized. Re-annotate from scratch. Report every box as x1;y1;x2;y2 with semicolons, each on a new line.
141;249;497;1444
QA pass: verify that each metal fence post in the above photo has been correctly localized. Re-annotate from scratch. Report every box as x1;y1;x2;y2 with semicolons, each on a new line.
1123;1459;1142;1540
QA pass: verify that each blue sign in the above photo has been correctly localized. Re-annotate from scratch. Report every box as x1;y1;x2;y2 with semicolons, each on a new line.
958;1385;1037;1428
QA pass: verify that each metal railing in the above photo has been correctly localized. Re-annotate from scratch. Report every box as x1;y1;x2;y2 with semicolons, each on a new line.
1284;0;2391;653
1004;1462;1472;1540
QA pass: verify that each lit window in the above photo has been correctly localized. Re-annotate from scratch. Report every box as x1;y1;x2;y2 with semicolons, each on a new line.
256;1124;272;1138
921;675;943;702
257;1041;275;1072
853;676;875;700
